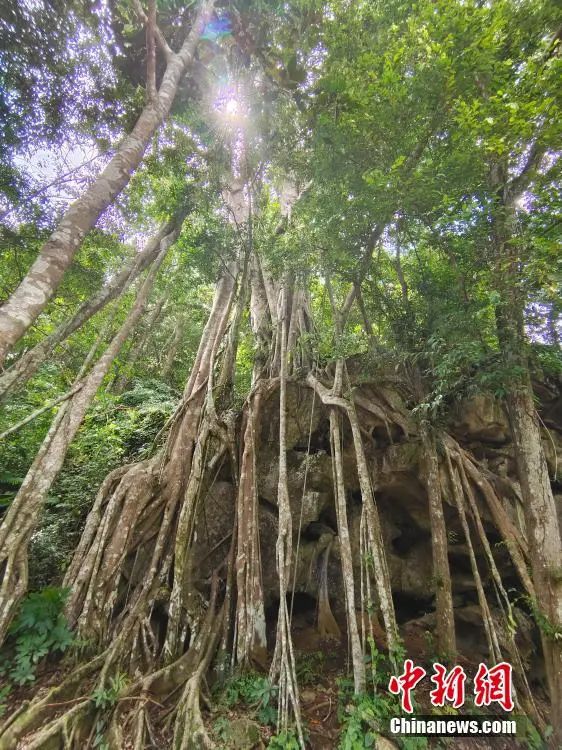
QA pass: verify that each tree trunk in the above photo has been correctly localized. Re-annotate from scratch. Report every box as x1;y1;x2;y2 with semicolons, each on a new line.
328;359;366;693
508;385;562;738
491;174;562;739
113;292;167;393
0;238;172;644
162;312;185;379
0;215;183;399
0;0;214;365
234;382;269;667
420;422;456;660
269;284;304;746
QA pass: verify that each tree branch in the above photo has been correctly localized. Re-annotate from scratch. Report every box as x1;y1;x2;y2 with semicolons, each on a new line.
0;384;84;441
146;0;157;101
132;0;174;63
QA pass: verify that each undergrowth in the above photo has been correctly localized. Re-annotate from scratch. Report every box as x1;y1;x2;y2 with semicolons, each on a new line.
0;586;74;688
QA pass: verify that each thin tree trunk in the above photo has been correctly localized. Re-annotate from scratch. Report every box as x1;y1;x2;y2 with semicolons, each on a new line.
420;422;456;660
162;312;185;378
0;238;172;644
307;370;400;675
324;303;365;693
329;396;366;693
113;292;167;393
445;449;501;663
234;382;269;667
269;284;304;746
0;0;214;364
249;254;272;382
0;216;183;400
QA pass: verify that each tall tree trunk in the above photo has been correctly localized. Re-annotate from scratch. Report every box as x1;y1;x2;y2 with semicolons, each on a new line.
0;237;172;644
329;391;366;694
269;284;304;746
507;384;562;737
325;342;365;691
0;0;214;365
162;312;185;379
491;164;562;740
420;422;456;660
0;215;183;400
307;370;401;676
113;292;167;393
234;382;269;667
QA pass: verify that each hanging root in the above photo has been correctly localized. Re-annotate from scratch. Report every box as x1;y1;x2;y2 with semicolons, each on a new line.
443;441;545;729
269;286;305;747
445;447;502;663
234;381;275;668
328;401;365;692
307;369;401;675
317;539;341;640
420;423;456;660
445;436;533;597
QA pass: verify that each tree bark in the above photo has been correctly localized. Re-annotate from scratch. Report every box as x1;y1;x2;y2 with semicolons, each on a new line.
420;422;456;661
329;398;366;693
507;385;562;738
234;383;269;667
0;236;172;645
162;312;185;379
113;292;167;393
269;284;304;746
0;216;183;399
0;0;214;365
490;159;562;739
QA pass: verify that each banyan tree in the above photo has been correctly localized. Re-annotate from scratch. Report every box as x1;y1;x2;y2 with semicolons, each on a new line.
0;0;561;747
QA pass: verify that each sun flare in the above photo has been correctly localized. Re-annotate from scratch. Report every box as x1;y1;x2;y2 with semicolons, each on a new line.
224;98;239;116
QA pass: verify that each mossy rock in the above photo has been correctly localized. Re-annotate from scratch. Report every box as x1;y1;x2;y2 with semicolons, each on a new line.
224;717;262;749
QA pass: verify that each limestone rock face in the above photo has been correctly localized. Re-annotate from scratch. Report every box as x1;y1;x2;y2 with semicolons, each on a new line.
194;378;559;671
451;394;510;444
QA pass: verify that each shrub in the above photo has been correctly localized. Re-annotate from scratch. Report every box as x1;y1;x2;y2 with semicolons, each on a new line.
0;587;74;685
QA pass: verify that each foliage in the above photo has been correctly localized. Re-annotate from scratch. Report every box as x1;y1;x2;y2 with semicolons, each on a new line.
212;715;231;744
215;670;279;726
523;720;552;750
338;689;428;750
91;673;128;750
295;650;325;685
91;672;128;710
523;595;562;642
268;729;301;749
0;587;74;686
0;378;180;589
337;644;428;750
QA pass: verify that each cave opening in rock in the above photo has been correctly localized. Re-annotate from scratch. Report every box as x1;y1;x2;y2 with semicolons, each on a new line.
392;591;434;624
301;510;337;542
371;422;404;447
292;421;331;455
266;592;318;634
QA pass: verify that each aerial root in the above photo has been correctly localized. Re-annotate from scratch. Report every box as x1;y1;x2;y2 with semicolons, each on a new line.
173;675;214;750
0;653;106;750
25;700;91;750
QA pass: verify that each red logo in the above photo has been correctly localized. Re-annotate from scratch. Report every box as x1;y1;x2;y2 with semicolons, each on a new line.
474;662;514;712
388;659;427;713
429;663;466;708
388;661;514;712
